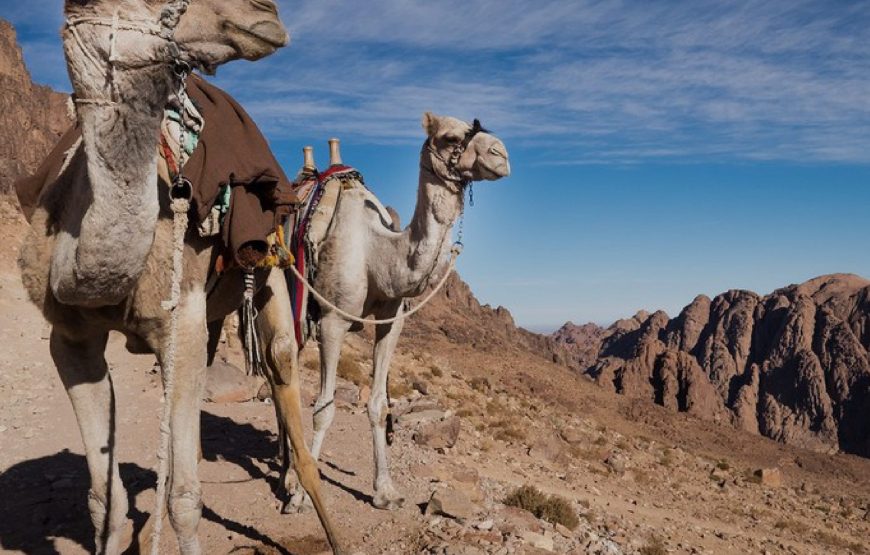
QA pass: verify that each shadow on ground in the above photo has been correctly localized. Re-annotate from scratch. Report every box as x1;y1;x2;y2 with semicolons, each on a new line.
0;410;346;554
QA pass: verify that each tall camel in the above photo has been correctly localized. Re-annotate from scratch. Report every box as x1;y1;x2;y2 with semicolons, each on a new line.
17;0;341;553
283;113;510;511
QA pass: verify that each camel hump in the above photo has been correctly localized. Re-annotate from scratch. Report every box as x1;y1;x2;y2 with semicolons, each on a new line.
385;206;401;231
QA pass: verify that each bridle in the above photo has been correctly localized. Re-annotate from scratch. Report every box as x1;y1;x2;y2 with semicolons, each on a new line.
64;0;193;108
425;118;488;191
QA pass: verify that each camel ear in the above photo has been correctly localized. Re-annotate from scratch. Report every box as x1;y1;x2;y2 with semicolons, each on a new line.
422;112;439;137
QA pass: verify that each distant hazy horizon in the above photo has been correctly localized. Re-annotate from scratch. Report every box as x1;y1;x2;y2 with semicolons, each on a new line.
6;1;869;329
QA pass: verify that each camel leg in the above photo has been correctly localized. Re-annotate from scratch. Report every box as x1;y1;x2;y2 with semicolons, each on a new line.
51;330;129;555
153;289;209;555
283;311;351;513
257;270;344;555
369;302;406;510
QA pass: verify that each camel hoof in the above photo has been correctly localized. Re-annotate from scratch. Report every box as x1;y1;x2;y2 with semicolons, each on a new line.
282;492;314;514
372;489;405;511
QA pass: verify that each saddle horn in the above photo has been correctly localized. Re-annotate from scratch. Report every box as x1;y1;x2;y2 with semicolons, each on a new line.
328;138;342;166
302;146;316;171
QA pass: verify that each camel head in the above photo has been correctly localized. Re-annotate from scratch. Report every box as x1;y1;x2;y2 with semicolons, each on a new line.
175;0;289;73
422;112;511;186
62;0;289;100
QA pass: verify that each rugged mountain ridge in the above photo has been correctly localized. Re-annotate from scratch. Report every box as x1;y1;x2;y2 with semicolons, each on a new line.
553;274;870;458
0;19;71;195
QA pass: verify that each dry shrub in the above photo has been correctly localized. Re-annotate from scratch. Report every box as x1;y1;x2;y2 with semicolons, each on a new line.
639;535;666;555
658;448;675;467
503;485;580;531
469;376;491;393
337;355;367;386
816;530;866;553
715;459;730;471
429;364;444;378
388;379;413;399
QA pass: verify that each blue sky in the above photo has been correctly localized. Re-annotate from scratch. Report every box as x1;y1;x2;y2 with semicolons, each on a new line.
5;1;870;331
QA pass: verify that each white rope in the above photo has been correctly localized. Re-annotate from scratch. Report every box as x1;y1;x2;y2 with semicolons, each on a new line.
151;195;190;555
288;243;462;326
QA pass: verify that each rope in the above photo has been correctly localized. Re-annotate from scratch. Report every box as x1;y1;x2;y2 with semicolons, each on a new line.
151;193;190;555
288;243;462;326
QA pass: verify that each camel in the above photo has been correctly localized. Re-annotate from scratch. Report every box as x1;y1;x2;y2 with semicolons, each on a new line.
282;113;510;512
17;0;341;553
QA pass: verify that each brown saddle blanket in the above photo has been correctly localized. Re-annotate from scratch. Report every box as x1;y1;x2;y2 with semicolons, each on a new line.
15;74;297;268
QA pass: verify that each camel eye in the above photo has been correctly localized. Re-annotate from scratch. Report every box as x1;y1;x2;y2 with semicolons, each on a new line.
443;134;462;144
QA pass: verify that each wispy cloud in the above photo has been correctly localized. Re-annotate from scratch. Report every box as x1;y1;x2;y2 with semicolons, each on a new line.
7;0;870;164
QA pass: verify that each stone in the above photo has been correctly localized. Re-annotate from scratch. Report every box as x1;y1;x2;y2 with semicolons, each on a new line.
520;531;554;552
604;452;627;474
554;523;573;538
335;382;360;406
559;427;585;445
398;409;447;426
476;519;494;531
426;488;479;521
413;379;430;395
754;468;783;487
414;416;461;449
203;361;263;403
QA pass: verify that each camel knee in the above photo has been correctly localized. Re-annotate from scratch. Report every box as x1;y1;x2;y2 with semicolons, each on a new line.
168;489;202;536
268;333;298;386
367;394;388;428
313;397;335;432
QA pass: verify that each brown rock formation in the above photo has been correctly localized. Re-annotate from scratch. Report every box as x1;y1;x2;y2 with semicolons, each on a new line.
402;272;572;366
584;274;870;457
0;19;71;195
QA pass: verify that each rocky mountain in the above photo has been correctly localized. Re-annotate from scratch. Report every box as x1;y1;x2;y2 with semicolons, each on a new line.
572;274;870;458
0;19;71;195
402;272;573;366
551;321;606;370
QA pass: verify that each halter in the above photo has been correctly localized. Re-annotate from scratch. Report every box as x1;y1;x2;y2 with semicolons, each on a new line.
425;118;488;190
65;0;192;107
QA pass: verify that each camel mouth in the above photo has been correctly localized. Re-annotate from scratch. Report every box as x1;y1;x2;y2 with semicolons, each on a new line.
478;159;511;180
247;21;290;47
227;21;289;56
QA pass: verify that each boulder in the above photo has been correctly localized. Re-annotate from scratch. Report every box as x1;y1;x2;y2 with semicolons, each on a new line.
520;531;554;552
414;416;461;449
204;361;263;403
426;487;479;521
754;467;783;487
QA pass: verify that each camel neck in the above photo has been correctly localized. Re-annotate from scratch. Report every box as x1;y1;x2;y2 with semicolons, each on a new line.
393;164;463;296
49;64;170;306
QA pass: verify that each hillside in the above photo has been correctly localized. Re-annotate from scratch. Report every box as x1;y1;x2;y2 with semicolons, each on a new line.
0;18;71;195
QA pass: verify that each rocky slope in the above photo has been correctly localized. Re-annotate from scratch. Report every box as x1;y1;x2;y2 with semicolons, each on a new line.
574;274;870;458
403;272;573;366
0;19;71;195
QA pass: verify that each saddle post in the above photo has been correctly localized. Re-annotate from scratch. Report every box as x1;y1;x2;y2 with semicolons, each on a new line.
328;138;342;166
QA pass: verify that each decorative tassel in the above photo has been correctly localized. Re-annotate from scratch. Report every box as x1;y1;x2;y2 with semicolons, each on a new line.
240;270;265;376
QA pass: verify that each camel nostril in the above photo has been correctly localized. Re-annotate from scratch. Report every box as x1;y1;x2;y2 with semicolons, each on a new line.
489;145;507;159
250;0;279;15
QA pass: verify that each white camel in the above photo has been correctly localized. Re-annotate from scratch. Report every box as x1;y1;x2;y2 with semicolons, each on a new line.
283;113;510;511
17;0;342;553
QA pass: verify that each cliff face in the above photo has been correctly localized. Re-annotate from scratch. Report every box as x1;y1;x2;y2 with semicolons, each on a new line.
582;274;870;457
0;19;71;195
